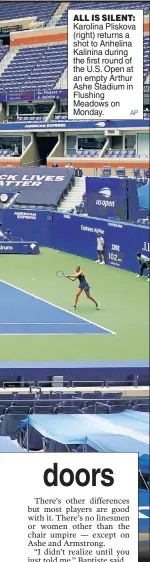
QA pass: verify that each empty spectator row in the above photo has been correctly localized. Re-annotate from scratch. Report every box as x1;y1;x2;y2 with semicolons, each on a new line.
0;44;67;93
0;2;149;28
0;1;59;22
54;113;68;120
0;392;149;414
7;113;150;124
17;115;46;122
0;400;149;441
0;34;149;93
0;390;123;404
58;2;150;26
67;149;139;158
68;149;101;158
0;401;149;416
100;167;150;178
106;149;136;158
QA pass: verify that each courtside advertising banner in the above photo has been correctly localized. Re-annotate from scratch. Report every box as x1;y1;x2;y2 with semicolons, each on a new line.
86;177;127;220
2;211;149;272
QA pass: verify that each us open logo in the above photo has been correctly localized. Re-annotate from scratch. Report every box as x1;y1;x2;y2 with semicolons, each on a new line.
96;187;115;208
98;188;111;198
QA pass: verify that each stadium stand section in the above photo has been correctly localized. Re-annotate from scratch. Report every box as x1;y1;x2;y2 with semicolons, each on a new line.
57;1;150;26
144;35;150;81
73;149;101;158
105;150;136;158
0;44;68;92
17;115;46;122
0;40;149;92
0;390;149;443
0;1;59;22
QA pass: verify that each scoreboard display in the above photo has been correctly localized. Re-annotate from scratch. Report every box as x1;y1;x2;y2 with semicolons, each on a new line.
107;251;124;267
107;244;123;267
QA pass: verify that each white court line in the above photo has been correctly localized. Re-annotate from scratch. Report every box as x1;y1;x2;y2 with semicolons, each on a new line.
0;322;88;325
0;332;104;337
0;279;116;335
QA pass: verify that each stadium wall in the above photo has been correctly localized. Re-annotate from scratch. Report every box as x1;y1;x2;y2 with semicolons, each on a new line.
47;158;149;171
10;26;67;47
2;210;149;273
0;366;148;386
0;159;21;167
21;135;41;166
51;133;65;157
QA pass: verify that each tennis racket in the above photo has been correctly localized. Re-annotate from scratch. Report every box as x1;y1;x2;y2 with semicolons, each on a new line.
56;270;66;278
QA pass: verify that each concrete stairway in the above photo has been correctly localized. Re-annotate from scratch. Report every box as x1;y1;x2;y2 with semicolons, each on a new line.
58;175;86;212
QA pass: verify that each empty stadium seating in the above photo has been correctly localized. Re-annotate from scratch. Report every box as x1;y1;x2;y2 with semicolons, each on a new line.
17;115;46;122
0;390;149;421
0;1;59;22
0;392;149;444
54;113;68;120
143;35;150;80
0;44;67;93
105;149;136;158
57;1;150;26
76;149;101;158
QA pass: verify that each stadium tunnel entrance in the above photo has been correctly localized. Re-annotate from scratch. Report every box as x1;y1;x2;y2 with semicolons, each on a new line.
35;133;58;166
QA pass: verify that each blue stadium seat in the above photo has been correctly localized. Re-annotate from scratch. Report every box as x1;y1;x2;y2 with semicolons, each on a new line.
116;167;126;178
136;403;149;412
13;393;35;401
109;404;129;413
0;413;28;438
34;405;55;413
95;403;111;414
84;404;97;414
101;393;122;400
6;405;30;414
56;406;78;414
101;167;111;177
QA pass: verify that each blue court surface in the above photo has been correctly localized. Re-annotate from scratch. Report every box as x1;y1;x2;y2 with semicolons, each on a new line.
0;281;115;336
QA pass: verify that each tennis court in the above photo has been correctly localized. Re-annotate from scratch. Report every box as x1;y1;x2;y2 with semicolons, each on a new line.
0;247;149;362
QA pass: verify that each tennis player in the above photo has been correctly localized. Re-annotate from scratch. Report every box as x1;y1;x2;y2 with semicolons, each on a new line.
136;252;150;281
66;266;100;309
